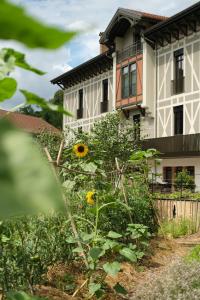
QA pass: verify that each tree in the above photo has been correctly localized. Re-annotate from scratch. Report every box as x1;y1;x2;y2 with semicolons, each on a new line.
18;90;64;129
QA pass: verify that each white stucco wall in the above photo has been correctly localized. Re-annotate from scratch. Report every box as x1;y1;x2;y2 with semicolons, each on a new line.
63;70;113;132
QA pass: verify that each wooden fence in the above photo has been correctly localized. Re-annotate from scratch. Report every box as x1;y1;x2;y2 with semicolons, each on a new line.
155;198;200;230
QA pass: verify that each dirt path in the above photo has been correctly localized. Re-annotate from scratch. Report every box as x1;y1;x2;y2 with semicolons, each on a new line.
128;233;200;299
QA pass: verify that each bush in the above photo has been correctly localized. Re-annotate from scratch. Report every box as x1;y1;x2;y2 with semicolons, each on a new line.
132;260;200;300
175;170;195;191
159;218;196;238
0;214;72;293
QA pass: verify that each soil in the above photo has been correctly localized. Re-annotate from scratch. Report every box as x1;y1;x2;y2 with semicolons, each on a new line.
34;233;200;300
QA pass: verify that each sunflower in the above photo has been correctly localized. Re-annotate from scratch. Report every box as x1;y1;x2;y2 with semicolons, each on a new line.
86;191;95;205
73;143;88;158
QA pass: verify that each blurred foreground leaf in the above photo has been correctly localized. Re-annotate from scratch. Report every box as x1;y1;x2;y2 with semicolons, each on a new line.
0;120;64;219
0;77;17;101
20;89;72;116
0;0;76;49
4;48;45;75
7;291;45;300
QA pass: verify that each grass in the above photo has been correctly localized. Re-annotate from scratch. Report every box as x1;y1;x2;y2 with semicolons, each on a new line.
159;218;197;238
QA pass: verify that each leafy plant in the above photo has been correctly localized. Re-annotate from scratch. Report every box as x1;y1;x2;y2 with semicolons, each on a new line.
159;218;196;238
175;170;195;191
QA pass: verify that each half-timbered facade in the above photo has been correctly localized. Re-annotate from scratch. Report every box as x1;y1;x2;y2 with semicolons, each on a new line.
51;51;113;132
144;2;200;189
51;2;200;189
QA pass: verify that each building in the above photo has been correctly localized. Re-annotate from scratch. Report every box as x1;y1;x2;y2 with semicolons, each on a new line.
51;2;200;189
143;1;200;190
51;8;166;135
0;109;60;135
51;51;113;133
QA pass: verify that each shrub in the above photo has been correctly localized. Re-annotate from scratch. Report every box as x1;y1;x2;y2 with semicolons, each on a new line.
175;170;195;191
132;260;200;300
159;218;196;238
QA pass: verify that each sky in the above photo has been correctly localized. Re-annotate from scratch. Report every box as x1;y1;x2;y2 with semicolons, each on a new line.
1;0;198;109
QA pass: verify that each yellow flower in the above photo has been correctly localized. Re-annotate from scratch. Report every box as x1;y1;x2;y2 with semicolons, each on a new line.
86;191;95;205
73;143;88;158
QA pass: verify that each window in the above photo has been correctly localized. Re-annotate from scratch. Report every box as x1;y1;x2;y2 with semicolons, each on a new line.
102;79;108;102
122;66;129;98
174;105;183;135
77;89;83;119
130;64;137;96
173;48;184;94
122;63;137;99
133;114;140;140
101;79;108;113
163;167;172;185
186;166;195;177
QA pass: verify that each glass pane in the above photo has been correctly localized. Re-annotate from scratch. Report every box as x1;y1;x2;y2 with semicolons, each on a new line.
130;63;137;96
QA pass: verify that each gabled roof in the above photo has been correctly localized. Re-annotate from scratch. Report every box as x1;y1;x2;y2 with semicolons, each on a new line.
144;1;200;47
100;8;167;45
0;109;61;135
51;51;113;89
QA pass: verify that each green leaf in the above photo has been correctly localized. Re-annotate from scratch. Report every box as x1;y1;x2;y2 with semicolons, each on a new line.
81;162;97;173
107;231;122;239
0;0;76;49
1;234;10;243
72;247;83;253
89;247;102;260
66;236;77;244
20;89;72;116
0;77;17;101
88;283;101;296
80;232;95;242
103;262;121;276
63;180;75;191
4;48;45;75
102;239;119;251
113;283;128;295
119;247;137;262
7;291;44;300
0;120;64;219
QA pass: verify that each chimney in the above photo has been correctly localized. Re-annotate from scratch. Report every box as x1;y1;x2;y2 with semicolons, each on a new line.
99;32;109;54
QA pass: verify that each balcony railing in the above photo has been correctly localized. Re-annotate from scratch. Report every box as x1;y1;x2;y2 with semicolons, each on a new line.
142;133;200;157
77;108;83;119
100;101;108;113
117;41;142;63
171;77;185;95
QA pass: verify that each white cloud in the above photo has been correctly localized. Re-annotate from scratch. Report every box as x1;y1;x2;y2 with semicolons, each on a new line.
2;0;198;109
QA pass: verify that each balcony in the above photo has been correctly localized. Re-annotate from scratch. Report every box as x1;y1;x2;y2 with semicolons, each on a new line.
142;133;200;157
76;108;83;119
100;101;108;113
117;41;142;63
171;77;185;95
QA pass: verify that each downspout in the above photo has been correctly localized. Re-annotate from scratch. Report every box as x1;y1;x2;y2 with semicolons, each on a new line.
155;45;158;138
112;52;117;111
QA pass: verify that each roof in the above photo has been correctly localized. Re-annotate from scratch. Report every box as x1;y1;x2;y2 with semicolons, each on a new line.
51;51;113;89
144;1;200;46
100;8;167;45
0;109;61;135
